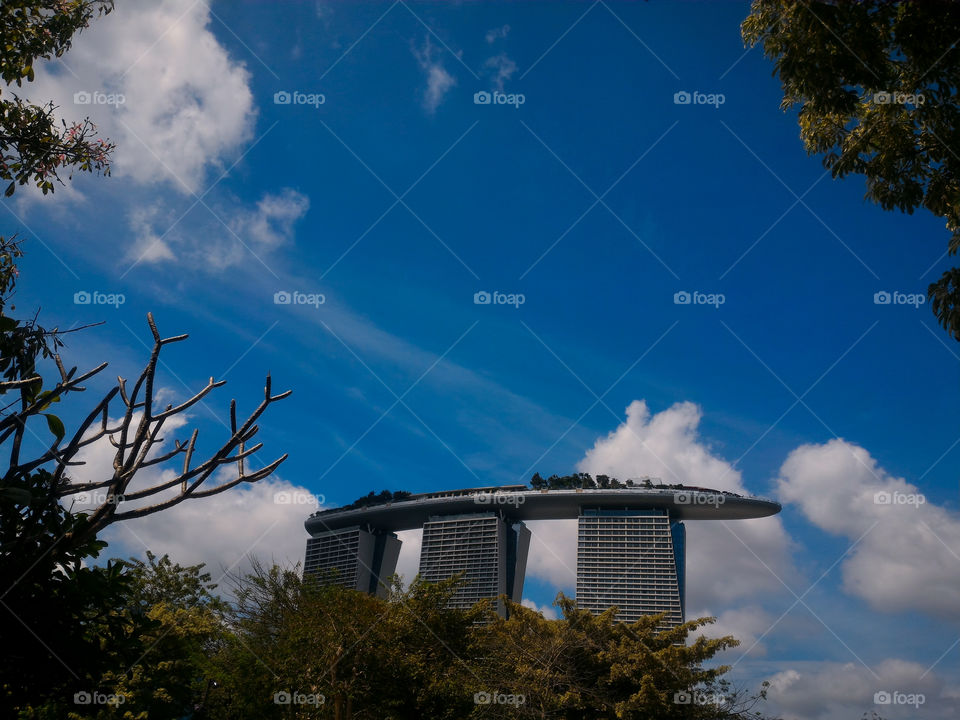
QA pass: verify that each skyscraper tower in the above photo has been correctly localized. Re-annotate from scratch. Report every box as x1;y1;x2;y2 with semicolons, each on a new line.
303;525;401;598
576;508;685;627
417;512;531;615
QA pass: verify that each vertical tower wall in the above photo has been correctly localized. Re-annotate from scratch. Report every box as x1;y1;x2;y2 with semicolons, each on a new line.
304;526;400;597
576;508;684;627
418;513;530;616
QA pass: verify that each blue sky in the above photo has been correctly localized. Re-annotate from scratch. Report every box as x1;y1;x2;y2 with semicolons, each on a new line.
7;2;959;718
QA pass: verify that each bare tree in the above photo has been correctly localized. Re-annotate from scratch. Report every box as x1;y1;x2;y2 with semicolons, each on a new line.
1;312;290;545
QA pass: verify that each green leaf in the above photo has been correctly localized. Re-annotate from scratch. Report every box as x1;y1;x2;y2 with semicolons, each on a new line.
0;486;33;504
43;413;65;442
4;182;14;197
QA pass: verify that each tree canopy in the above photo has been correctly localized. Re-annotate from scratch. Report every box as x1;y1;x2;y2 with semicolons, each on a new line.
1;0;114;196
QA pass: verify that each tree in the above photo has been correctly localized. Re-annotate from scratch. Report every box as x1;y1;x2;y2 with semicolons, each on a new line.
79;552;229;720
1;0;115;196
473;595;772;719
204;565;777;720
206;565;483;720
0;305;290;714
0;3;291;712
742;0;960;340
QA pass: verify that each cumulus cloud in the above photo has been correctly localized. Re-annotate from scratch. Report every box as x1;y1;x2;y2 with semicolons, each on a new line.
394;527;423;585
28;0;256;193
521;598;559;620
103;476;315;583
777;439;960;618
525;519;577;590
572;400;795;608
62;407;312;586
696;605;774;657
412;36;456;114
764;659;949;720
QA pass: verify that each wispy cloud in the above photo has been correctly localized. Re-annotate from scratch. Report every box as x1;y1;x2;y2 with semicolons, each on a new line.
412;36;457;115
485;24;510;44
127;188;309;269
483;52;517;92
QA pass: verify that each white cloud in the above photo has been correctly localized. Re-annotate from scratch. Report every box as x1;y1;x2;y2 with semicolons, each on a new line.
128;204;175;262
483;53;517;92
394;527;422;586
103;475;314;584
60;408;309;586
521;598;559;620
29;0;256;194
412;36;456;114
229;189;310;249
696;605;774;657
777;439;960;618
525;519;577;590
574;400;795;608
764;659;950;720
128;187;309;268
485;25;510;43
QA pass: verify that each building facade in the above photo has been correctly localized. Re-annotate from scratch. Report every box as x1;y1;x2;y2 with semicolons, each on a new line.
303;525;401;598
418;512;530;615
302;486;778;625
576;508;685;627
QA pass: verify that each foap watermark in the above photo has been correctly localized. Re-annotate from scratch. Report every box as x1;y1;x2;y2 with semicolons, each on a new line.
674;491;725;508
73;90;125;107
673;691;726;706
274;290;325;308
74;691;125;707
273;490;325;506
72;490;124;506
74;290;125;308
874;690;925;708
873;290;925;308
474;290;525;308
873;91;925;106
673;90;725;108
473;490;525;508
273;90;325;107
674;290;725;308
273;691;325;707
874;490;925;507
473;90;525;108
474;691;525;706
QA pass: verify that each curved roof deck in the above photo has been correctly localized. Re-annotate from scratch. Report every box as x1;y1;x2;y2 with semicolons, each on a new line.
304;486;781;534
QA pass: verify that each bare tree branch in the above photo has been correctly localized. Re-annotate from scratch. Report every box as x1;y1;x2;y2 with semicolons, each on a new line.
0;312;290;546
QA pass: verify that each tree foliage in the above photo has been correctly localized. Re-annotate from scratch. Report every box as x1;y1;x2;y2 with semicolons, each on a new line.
0;5;290;715
743;0;960;340
199;565;774;720
1;0;115;196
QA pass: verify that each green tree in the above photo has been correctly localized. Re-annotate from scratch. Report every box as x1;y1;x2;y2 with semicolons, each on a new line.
0;4;290;714
204;565;775;720
1;0;115;196
205;564;483;720
473;595;771;719
96;552;231;719
742;0;960;340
